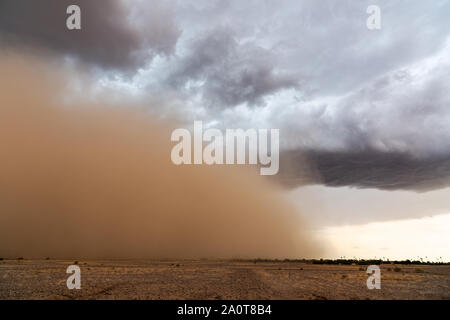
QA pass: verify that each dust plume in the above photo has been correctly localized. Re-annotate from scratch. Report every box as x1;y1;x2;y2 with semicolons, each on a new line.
0;52;322;259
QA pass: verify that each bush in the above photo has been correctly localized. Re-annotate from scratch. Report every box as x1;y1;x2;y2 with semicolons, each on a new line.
394;267;401;272
415;268;425;273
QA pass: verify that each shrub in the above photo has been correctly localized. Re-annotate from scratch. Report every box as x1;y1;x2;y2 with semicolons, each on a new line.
394;267;401;272
415;268;425;273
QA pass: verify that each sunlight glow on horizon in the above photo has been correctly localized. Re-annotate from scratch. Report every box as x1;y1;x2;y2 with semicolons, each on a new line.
317;213;450;262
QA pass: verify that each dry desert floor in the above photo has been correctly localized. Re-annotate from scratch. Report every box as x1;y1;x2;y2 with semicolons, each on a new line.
1;260;449;300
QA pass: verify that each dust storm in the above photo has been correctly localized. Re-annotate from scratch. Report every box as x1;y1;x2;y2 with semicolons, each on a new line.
0;52;322;259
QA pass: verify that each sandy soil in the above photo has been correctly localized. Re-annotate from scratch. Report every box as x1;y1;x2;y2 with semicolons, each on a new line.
1;260;449;300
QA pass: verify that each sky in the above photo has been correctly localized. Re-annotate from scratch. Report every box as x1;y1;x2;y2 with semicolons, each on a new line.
1;0;449;259
318;213;450;261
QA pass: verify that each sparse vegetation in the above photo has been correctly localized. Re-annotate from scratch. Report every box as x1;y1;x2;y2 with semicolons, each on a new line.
236;258;449;266
0;260;448;299
415;268;425;273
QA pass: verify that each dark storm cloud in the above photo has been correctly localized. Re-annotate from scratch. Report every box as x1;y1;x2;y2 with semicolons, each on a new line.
277;149;450;192
2;0;450;193
263;44;450;191
0;0;180;71
165;27;300;108
164;0;450;108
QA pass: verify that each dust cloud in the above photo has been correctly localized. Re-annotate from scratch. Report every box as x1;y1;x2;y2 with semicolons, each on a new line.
0;52;322;259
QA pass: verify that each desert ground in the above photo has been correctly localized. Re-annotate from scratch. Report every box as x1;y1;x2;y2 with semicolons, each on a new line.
0;259;449;300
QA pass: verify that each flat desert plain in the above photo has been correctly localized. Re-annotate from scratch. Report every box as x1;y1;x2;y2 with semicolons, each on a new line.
1;260;449;300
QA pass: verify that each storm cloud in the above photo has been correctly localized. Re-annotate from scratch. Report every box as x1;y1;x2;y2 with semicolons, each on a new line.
0;0;180;71
278;149;450;192
1;0;450;191
164;27;300;108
